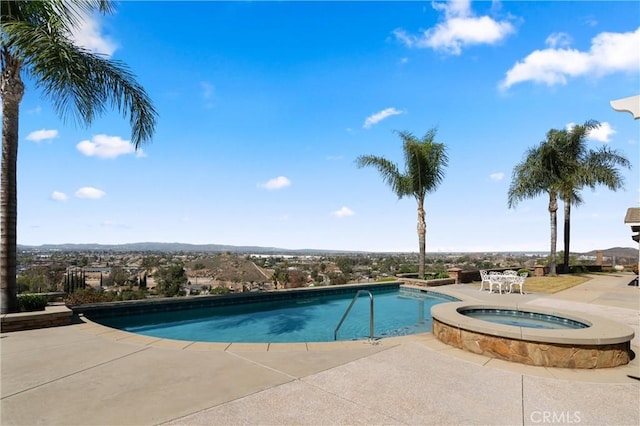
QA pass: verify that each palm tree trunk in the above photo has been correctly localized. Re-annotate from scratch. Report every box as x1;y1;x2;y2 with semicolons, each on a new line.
417;202;426;278
548;191;558;276
1;54;24;313
563;201;571;274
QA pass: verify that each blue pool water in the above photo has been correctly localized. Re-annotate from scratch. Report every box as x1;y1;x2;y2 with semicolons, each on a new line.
461;308;588;330
93;289;451;343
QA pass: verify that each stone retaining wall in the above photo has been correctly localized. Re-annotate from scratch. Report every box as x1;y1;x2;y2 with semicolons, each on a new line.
399;277;455;287
1;306;73;333
433;318;631;369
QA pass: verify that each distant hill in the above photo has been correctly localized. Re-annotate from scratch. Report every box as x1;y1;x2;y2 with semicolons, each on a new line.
16;242;360;255
17;242;639;257
581;247;639;259
17;242;280;253
187;253;270;283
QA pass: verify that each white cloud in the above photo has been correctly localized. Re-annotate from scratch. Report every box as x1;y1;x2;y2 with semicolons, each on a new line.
545;32;572;49
201;81;215;109
51;191;68;201
433;0;472;19
75;187;106;199
566;121;616;143
69;11;117;56
331;206;355;218
258;176;291;190
489;172;504;181
201;81;214;99
26;129;58;143
134;149;148;158
363;107;404;129
76;134;143;159
588;122;616;143
500;27;640;89
394;0;515;55
583;17;598;28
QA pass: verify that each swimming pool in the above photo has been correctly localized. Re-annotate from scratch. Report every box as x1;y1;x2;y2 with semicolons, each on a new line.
89;287;453;343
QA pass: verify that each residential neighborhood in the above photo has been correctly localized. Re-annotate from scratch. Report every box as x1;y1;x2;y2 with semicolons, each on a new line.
15;245;637;300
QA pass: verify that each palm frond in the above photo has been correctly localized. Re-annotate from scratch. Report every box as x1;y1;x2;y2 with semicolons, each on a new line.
3;17;157;146
398;129;448;199
2;1;114;37
355;155;409;198
583;146;631;191
356;127;448;202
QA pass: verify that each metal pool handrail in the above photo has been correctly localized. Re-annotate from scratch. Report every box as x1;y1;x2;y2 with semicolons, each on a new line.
334;290;374;341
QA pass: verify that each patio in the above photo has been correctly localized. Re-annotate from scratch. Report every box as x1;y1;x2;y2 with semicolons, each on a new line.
1;273;638;425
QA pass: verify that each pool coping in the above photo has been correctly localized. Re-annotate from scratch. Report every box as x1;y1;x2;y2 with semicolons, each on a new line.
76;312;435;352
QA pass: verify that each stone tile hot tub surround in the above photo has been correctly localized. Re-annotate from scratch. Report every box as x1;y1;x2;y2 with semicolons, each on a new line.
431;302;635;369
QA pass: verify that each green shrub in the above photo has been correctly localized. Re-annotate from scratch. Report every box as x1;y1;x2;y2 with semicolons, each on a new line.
65;288;115;305
113;290;147;301
436;272;450;279
17;294;48;312
570;265;587;274
210;286;231;295
517;268;531;277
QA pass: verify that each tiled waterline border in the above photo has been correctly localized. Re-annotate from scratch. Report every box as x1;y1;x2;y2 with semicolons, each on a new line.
73;281;461;320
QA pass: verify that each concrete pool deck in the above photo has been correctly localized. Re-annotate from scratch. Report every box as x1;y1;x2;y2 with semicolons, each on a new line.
1;273;639;425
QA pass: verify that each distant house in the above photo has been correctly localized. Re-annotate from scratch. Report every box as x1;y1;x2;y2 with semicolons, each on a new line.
624;208;640;244
624;208;640;275
82;267;112;274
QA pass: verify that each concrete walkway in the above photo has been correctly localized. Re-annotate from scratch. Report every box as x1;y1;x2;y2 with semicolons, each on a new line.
1;274;639;425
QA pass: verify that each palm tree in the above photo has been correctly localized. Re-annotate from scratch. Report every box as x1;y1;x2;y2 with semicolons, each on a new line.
508;131;565;275
509;121;631;275
356;129;448;277
1;1;157;313
271;269;281;289
554;121;631;272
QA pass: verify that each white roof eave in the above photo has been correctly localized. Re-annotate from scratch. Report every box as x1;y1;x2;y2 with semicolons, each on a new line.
610;95;640;119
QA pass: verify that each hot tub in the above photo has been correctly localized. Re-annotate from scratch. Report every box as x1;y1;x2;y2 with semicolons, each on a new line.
431;302;634;369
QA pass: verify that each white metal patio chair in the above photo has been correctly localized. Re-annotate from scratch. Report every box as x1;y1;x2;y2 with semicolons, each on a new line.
488;271;506;294
479;270;491;291
502;270;518;293
509;273;527;294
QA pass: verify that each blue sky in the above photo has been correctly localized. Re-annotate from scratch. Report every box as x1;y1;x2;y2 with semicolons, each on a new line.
16;1;640;253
